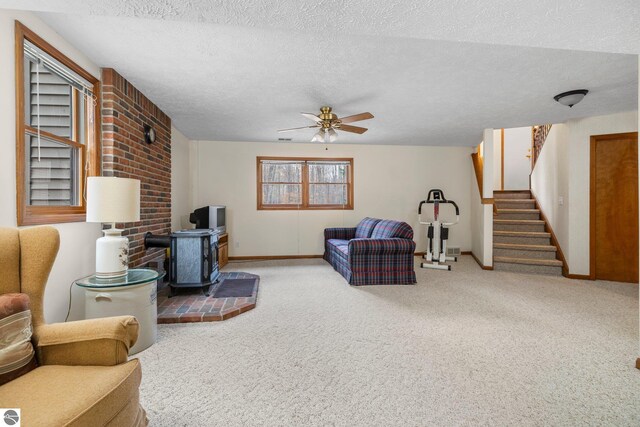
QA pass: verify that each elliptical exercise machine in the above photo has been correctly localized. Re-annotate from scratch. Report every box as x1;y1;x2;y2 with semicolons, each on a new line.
418;189;460;271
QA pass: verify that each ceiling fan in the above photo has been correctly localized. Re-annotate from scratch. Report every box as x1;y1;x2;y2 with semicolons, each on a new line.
277;106;374;142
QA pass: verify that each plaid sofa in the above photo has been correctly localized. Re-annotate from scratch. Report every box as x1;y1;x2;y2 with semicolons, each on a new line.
324;217;417;285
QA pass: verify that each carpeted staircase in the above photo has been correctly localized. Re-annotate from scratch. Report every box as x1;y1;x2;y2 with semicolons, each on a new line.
493;190;563;275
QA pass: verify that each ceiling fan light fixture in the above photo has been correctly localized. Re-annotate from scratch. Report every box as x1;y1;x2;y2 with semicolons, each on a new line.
311;129;325;143
327;128;337;143
554;89;588;108
281;107;374;143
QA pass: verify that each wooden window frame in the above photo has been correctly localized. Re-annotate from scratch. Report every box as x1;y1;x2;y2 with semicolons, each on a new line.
15;21;101;226
257;156;354;210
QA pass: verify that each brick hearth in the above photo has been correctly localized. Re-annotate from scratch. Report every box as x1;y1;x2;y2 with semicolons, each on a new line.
157;272;259;323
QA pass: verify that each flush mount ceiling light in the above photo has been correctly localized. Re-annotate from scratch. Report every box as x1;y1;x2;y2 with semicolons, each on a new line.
554;89;589;108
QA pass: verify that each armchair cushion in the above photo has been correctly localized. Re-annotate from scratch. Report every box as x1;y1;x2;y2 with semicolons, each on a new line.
0;359;145;427
355;217;381;238
34;316;139;366
370;219;414;239
0;293;37;385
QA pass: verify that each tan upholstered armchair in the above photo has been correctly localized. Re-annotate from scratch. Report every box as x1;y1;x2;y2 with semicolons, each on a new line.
0;226;148;427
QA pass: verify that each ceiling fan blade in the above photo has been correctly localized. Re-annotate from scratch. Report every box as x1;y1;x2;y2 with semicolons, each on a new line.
301;113;322;123
338;112;374;124
277;125;320;133
338;124;368;134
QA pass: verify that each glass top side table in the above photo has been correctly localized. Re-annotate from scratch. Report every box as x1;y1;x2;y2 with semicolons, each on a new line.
76;268;164;289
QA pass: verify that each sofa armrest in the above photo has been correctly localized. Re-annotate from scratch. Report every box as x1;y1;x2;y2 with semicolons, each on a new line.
34;316;139;366
348;238;416;255
324;227;356;241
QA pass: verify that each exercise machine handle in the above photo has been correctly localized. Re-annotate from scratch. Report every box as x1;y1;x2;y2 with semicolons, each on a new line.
418;198;459;216
448;200;460;216
418;200;428;215
426;189;446;203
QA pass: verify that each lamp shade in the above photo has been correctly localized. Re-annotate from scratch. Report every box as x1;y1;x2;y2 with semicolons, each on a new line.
86;177;140;223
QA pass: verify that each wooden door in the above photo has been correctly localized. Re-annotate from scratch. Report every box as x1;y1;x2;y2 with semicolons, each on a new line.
590;132;638;283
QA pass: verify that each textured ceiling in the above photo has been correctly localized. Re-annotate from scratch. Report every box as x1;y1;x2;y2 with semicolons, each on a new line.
3;2;637;146
4;0;640;54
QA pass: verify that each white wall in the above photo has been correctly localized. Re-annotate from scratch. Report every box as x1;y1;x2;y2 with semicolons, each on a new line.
530;124;570;263
470;163;493;266
531;111;638;275
0;10;102;322
482;129;494;266
470;167;483;261
503;126;532;190
469;130;494;268
171;126;191;231
190;140;473;256
493;129;502;191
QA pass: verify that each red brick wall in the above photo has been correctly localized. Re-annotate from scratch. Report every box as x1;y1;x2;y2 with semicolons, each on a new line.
101;68;171;268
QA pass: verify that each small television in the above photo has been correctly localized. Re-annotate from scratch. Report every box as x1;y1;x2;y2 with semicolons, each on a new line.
189;205;226;233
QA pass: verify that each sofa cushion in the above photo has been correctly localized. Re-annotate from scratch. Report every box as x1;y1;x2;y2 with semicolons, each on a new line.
0;359;142;427
370;220;414;240
355;217;381;239
0;293;37;386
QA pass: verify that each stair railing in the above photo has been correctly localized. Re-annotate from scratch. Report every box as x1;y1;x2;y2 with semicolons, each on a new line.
532;124;552;167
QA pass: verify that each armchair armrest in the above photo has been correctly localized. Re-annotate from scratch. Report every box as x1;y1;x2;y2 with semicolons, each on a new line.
348;238;416;255
34;315;139;366
324;227;356;241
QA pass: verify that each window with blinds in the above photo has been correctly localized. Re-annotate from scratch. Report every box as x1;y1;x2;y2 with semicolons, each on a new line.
16;22;100;225
257;157;354;210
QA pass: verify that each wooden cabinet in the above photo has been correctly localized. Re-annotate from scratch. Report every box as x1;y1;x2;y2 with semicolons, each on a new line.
218;233;229;269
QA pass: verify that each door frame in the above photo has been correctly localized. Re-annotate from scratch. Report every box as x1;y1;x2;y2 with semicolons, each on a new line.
589;132;639;280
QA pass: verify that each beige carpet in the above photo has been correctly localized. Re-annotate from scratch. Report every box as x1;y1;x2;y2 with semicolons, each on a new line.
138;256;639;426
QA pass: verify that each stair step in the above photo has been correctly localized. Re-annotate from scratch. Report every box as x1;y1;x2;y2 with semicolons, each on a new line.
494;230;551;245
495;199;535;203
494;243;556;251
496;208;540;220
494;256;562;267
493;256;563;276
497;209;540;214
494;199;536;209
494;231;550;238
494;219;544;225
494;219;546;232
494;190;532;200
494;243;557;260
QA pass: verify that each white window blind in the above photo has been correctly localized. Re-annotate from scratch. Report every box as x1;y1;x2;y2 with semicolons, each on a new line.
23;39;94;207
24;40;94;95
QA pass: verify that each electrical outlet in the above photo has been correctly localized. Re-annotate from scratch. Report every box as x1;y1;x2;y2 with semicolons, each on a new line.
235;241;240;248
558;196;564;206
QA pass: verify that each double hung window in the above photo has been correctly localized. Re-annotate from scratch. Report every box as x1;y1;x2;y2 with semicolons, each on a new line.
257;157;354;210
16;22;100;225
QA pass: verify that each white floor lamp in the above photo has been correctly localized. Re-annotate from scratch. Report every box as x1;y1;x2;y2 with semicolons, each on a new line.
86;177;141;278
